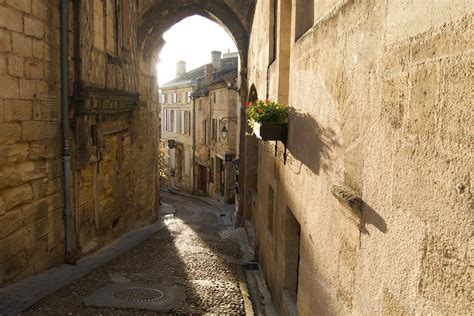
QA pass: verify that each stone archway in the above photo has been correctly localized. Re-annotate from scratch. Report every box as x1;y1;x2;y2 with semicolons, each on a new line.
138;0;253;62
137;0;255;224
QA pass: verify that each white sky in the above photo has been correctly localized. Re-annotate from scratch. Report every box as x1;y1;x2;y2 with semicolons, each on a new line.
157;15;238;85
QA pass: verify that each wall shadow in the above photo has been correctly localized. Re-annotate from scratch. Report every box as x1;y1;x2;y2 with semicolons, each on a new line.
286;110;339;175
359;201;388;235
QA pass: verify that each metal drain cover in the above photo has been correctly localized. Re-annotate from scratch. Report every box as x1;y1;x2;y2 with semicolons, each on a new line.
114;287;164;302
83;283;185;311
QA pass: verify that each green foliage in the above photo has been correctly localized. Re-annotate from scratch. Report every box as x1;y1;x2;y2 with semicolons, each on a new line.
246;99;288;129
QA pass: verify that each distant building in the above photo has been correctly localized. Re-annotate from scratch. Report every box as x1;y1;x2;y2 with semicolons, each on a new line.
160;52;238;203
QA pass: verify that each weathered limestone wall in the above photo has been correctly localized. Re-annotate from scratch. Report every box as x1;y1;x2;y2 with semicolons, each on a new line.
247;0;473;314
73;0;159;255
208;85;238;202
0;0;159;285
195;96;210;164
0;0;64;284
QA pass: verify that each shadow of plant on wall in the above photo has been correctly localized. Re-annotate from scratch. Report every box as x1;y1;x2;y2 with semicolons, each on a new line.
359;201;388;234
286;110;339;175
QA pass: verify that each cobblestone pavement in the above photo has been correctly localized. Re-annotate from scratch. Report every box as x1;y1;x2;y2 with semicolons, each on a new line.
24;192;247;315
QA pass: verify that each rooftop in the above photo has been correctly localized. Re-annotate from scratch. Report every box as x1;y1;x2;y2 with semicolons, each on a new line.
160;55;238;90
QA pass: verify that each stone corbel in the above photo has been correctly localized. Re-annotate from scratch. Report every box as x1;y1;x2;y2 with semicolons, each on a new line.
331;184;362;226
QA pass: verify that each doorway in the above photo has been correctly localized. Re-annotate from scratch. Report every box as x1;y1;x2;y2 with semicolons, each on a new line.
198;164;207;194
218;158;225;196
283;207;301;315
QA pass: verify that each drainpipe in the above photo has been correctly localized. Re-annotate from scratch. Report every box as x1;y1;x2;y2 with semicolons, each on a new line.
191;95;196;194
60;0;74;264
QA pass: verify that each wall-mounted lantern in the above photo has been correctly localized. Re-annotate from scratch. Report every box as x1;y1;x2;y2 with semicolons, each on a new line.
168;139;176;149
219;117;237;140
221;125;228;139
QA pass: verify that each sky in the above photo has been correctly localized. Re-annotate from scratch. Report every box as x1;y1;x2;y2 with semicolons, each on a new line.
157;15;238;85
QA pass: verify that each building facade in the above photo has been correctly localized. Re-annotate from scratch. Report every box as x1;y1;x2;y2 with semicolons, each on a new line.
160;65;194;191
161;52;239;203
0;0;159;285
194;55;239;203
243;0;473;315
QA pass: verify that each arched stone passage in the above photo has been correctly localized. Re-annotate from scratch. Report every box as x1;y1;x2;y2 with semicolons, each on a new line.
137;0;256;225
138;0;253;64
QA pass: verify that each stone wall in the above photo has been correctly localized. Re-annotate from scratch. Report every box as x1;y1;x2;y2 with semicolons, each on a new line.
0;0;159;286
208;85;238;202
0;0;65;285
72;0;159;257
247;0;472;314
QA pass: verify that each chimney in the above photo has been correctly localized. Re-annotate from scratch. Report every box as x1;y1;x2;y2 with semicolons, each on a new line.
176;60;186;77
204;64;213;85
211;51;222;72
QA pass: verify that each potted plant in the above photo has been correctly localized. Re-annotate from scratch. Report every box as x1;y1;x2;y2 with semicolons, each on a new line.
246;99;289;142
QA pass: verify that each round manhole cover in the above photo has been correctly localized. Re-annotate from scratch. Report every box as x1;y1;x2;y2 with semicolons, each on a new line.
114;287;165;302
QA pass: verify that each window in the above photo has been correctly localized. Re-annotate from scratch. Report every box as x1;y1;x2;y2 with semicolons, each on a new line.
203;120;208;145
122;0;131;50
160;94;165;104
186;91;191;103
295;0;314;40
113;0;120;54
267;186;275;234
213;92;216;104
105;0;121;54
283;207;301;299
176;110;182;133
184;111;190;135
170;110;175;132
211;119;217;141
172;93;177;104
164;109;170;131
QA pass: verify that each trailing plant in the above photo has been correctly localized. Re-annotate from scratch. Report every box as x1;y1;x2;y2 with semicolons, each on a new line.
246;99;289;130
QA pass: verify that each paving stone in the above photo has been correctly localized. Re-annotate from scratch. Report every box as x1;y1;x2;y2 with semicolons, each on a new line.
20;192;248;315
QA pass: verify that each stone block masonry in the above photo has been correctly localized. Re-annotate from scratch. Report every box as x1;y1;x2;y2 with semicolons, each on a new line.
246;0;473;314
0;0;159;286
0;0;64;285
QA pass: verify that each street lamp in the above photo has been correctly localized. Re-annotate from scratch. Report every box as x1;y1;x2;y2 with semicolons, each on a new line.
221;124;228;139
219;117;237;140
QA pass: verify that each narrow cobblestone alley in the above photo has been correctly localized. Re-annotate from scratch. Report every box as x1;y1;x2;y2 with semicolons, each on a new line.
23;191;249;315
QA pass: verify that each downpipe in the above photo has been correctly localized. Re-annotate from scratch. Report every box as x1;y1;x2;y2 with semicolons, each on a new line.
60;0;74;264
191;96;196;194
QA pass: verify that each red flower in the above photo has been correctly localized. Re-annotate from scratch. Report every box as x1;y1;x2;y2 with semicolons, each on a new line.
246;101;250;107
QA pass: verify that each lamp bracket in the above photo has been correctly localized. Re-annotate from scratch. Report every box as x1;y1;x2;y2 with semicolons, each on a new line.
219;116;237;125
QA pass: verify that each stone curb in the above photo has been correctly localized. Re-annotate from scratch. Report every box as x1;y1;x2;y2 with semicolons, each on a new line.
0;219;165;315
